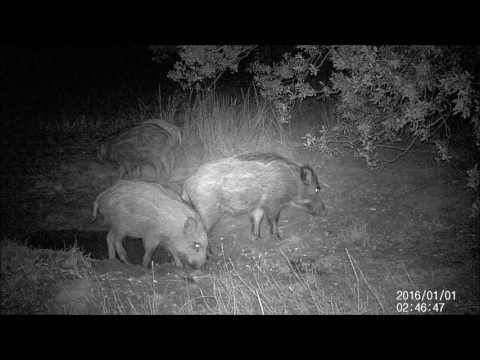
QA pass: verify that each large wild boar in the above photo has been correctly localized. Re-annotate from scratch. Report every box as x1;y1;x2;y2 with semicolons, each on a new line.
181;152;327;240
92;180;208;269
97;121;180;181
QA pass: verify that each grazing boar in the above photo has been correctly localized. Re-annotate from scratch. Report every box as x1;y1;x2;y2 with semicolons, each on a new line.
92;180;208;269
182;152;327;240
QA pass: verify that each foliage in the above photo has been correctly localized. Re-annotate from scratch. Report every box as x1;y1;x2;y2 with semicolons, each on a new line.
158;45;330;125
158;45;256;91
323;45;479;217
326;45;480;166
160;46;479;161
301;126;341;157
248;46;329;123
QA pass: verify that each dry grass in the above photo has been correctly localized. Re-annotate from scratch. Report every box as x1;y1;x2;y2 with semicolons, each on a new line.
1;237;387;315
0;239;93;314
181;91;296;161
6;227;474;314
174;247;385;315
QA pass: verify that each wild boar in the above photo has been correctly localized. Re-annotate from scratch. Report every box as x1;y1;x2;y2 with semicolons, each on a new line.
92;180;208;269
97;122;180;181
182;152;327;240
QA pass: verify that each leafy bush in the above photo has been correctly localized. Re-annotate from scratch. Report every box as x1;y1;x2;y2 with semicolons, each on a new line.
326;46;479;165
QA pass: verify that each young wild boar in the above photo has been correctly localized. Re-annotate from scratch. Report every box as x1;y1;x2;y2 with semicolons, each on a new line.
92;180;208;269
181;152;327;241
97;122;180;181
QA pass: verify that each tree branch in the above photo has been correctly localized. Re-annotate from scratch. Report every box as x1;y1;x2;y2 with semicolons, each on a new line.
381;136;418;164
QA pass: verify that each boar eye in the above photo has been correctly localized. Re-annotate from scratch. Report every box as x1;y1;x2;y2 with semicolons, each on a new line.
193;242;201;251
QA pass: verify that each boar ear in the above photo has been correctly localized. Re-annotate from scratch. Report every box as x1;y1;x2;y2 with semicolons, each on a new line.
300;166;315;185
183;217;197;235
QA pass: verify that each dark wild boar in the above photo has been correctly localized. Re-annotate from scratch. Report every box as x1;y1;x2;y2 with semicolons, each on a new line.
97;122;180;181
181;152;327;241
92;180;208;269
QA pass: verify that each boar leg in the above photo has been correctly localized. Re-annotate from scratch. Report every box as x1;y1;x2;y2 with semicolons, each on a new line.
128;164;137;178
153;164;162;181
162;242;183;268
158;156;170;179
107;230;129;263
170;252;183;268
114;236;129;264
142;236;160;268
169;152;175;172
106;230;117;259
128;164;140;178
250;208;265;241
166;152;175;175
266;210;282;241
119;165;127;179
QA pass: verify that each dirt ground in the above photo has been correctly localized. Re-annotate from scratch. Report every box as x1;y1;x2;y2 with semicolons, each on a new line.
1;133;479;314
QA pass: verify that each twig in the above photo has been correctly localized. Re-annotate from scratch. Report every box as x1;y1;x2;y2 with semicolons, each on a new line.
376;144;413;151
401;261;415;287
255;289;265;315
312;47;333;70
345;248;360;312
382;135;418;164
345;248;385;313
208;46;257;92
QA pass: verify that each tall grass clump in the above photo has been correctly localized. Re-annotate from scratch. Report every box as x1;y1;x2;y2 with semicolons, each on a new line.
181;89;295;160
